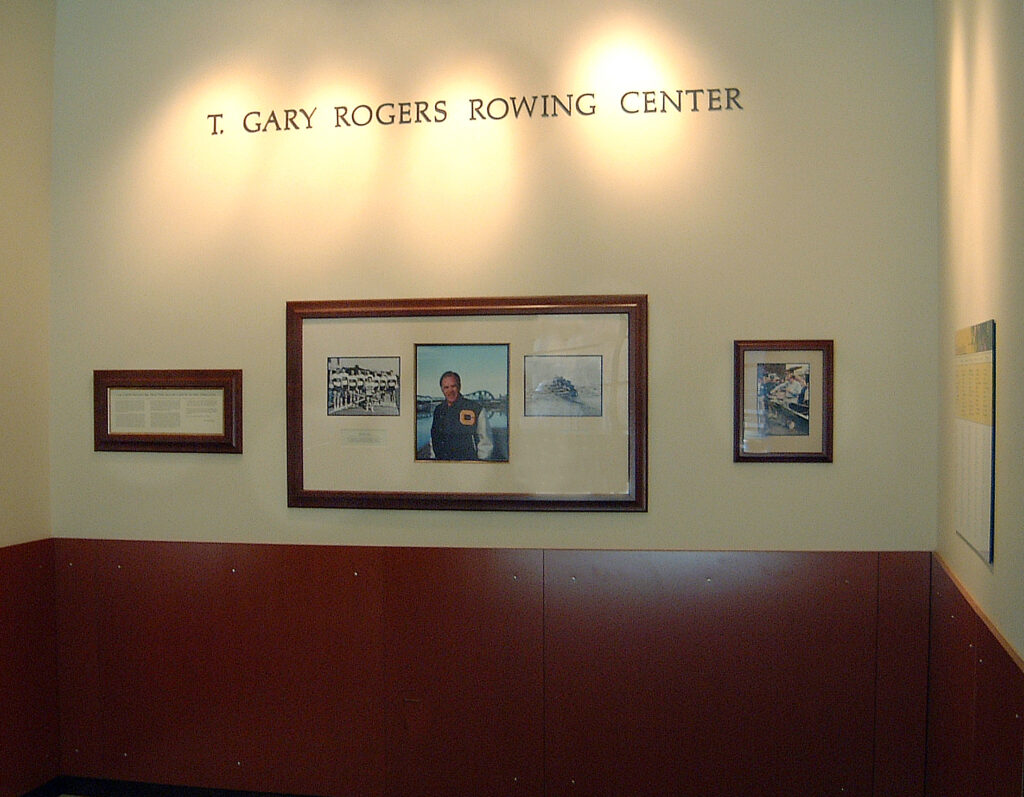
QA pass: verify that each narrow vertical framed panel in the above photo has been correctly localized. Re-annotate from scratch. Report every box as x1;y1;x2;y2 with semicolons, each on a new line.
952;319;996;563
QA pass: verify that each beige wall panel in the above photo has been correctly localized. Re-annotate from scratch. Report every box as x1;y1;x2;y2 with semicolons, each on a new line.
1;0;54;547
49;1;939;551
935;0;1024;659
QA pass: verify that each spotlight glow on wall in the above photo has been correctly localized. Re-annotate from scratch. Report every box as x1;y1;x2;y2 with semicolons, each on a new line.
946;1;1004;313
396;65;522;268
561;17;701;189
119;68;267;255
255;70;385;254
120;65;388;262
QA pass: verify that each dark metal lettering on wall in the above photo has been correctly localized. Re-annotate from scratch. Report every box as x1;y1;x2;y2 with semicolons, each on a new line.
206;87;743;135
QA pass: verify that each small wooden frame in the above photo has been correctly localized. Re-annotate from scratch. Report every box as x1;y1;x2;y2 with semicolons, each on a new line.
94;369;243;453
734;340;833;463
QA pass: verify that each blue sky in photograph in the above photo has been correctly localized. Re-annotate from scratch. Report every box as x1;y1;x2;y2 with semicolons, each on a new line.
416;344;509;397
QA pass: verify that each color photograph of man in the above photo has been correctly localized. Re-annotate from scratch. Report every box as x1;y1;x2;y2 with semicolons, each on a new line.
415;344;509;461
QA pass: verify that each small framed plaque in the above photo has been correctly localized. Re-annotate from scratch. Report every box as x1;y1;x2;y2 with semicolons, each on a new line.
94;369;243;453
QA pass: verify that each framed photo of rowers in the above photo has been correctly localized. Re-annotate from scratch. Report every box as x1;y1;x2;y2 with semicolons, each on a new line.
733;340;833;463
286;295;648;511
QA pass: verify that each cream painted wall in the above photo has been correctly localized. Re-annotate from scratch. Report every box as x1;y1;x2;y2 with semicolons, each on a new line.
935;0;1024;657
1;1;54;548
50;0;939;550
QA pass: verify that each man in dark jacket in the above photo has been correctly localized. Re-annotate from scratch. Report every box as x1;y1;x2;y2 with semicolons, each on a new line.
430;371;493;460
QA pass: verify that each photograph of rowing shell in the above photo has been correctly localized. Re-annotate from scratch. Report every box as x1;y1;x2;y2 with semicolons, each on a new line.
524;354;603;417
734;339;833;463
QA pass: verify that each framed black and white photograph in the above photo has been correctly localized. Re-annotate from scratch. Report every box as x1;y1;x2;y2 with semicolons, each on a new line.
734;339;833;463
524;354;603;417
286;295;647;511
327;356;400;416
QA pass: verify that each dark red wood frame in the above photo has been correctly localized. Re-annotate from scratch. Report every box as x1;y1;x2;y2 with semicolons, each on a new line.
93;369;243;454
733;339;834;462
286;295;648;511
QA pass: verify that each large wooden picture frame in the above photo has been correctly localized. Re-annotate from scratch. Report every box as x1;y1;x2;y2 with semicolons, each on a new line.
94;369;243;454
286;295;648;511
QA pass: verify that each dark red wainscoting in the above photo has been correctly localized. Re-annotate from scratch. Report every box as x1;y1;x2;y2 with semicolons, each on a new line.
543;551;927;797
56;540;387;796
52;542;936;797
926;558;1024;797
382;547;544;796
876;551;931;794
0;538;60;797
